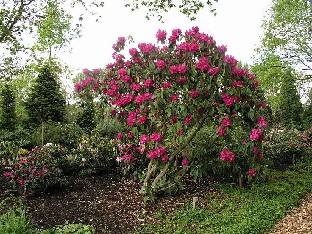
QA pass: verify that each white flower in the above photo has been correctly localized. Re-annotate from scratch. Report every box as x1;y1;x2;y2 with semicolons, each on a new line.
81;157;86;162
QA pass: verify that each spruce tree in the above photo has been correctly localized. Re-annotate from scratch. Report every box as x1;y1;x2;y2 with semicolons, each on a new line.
25;61;66;126
279;69;303;128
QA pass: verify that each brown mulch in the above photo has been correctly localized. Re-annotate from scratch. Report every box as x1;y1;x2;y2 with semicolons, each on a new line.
268;193;312;234
0;170;217;234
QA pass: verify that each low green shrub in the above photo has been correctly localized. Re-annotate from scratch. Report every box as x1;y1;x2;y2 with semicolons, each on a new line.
263;127;309;169
0;197;34;234
61;131;117;176
30;122;83;149
44;223;95;234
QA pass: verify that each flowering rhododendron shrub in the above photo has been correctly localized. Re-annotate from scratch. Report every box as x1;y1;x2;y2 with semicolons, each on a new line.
76;26;268;201
3;143;63;196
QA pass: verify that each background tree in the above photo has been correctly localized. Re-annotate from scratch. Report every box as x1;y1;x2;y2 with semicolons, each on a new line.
258;0;312;73
77;96;96;134
279;69;303;128
303;88;312;128
0;82;17;132
25;60;66;127
250;54;289;112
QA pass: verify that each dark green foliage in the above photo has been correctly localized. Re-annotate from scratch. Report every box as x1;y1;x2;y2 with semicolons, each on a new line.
279;69;303;128
303;88;312;128
30;122;83;149
77;98;95;134
25;61;66;126
0;83;16;131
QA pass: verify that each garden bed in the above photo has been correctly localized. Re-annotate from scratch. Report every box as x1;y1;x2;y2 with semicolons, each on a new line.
0;171;217;234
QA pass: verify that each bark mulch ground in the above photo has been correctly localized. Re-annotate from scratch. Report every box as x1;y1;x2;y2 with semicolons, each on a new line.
0;171;217;234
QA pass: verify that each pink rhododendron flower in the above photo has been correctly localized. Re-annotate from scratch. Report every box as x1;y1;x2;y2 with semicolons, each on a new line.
156;59;166;70
161;154;169;163
196;57;210;71
183;115;192;126
130;82;142;92
121;75;132;83
127;131;133;138
220;149;235;162
253;80;259;88
37;171;43;178
222;93;235;107
162;82;172;89
151;132;163;142
176;129;183;135
223;55;238;67
140;135;150;144
232;80;244;88
170;94;179;101
253;146;260;155
82;68;90;74
137;115;147;125
232;67;248;76
177;76;186;85
118;68;127;77
250;128;263;141
117;37;126;45
121;154;133;161
155;146;166;155
148;150;158;160
127;111;136;126
117;133;123;140
221;118;231;127
138;43;156;54
208;67;219;76
189;90;199;99
182;159;189;167
218;127;226;136
144;79;154;88
156;29;167;41
257;116;268;128
135;93;153;105
248;168;257;177
129;48;138;57
258;102;267;109
171;115;178;123
217;45;227;53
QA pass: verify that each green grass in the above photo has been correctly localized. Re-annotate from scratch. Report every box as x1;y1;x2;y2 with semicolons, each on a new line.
134;168;312;234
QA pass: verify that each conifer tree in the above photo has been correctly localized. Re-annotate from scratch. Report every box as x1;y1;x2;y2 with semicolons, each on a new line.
25;61;66;126
0;82;17;131
279;69;303;128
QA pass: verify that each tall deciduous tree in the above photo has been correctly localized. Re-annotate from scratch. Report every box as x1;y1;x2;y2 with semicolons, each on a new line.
279;69;303;128
25;60;66;126
250;54;289;112
258;0;312;73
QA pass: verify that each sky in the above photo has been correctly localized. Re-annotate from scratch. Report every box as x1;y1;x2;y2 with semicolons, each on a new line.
61;0;272;73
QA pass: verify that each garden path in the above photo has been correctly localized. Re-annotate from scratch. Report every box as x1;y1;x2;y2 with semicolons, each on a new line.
268;192;312;234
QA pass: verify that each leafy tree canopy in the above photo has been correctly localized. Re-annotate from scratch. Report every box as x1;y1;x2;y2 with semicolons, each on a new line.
258;0;312;73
